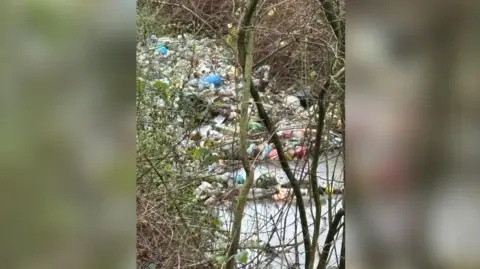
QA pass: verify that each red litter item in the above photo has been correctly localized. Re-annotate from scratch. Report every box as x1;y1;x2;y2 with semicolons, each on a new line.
294;146;307;159
282;130;293;139
268;149;278;159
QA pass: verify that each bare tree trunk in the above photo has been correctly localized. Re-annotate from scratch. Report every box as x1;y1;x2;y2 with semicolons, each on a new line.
228;0;345;267
308;75;328;268
339;225;345;269
318;0;344;56
224;1;258;268
317;209;344;269
314;0;345;268
249;79;314;266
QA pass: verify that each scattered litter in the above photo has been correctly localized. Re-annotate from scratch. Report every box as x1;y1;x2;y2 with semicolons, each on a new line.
272;188;291;201
213;115;227;125
294;146;307;159
280;129;305;140
236;174;245;185
137;34;344;204
260;144;273;160
156;44;168;55
246;144;257;157
202;74;223;87
149;34;158;43
190;131;202;141
267;149;278;160
284;95;301;110
248;121;265;132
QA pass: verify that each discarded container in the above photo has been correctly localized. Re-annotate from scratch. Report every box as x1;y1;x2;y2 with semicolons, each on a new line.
186;79;199;86
284;95;301;110
204;196;218;206
281;130;293;139
272;188;291;201
218;108;230;117
246;144;257;157
207;163;218;173
292;130;305;139
189;131;202;141
156;45;168;55
256;174;276;188
248;121;265;132
236;174;245;185
281;129;304;140
260;144;272;160
149;34;158;44
267;149;278;159
288;139;302;148
293;89;314;109
201;74;223;87
228;111;237;120
214;124;237;135
195;181;214;198
199;125;213;138
294;146;307;159
213;115;226;125
286;148;296;159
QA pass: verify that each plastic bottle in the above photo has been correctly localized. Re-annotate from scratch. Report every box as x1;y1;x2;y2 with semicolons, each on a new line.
260;144;272;160
236;174;245;185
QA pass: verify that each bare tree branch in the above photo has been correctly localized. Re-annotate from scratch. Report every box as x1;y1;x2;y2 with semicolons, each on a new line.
317;208;344;269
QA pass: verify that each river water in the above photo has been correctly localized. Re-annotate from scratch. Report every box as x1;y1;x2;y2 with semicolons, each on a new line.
215;152;344;268
232;150;344;189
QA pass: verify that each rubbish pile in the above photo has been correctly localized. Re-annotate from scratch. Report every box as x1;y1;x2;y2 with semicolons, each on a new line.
193;180;338;207
137;34;344;206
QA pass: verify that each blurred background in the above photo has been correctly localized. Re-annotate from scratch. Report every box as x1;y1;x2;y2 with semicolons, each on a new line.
347;0;480;268
0;0;136;269
1;0;480;268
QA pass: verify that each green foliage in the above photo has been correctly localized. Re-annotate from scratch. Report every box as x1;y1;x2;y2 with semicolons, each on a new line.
212;254;226;265
152;80;171;105
136;53;221;268
137;78;146;93
202;152;220;167
248;121;265;132
136;1;180;40
187;147;221;167
234;250;249;264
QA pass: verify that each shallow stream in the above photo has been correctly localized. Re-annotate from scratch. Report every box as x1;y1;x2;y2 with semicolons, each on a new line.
216;152;344;268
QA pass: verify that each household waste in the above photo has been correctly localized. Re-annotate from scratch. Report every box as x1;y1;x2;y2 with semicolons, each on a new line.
137;34;344;206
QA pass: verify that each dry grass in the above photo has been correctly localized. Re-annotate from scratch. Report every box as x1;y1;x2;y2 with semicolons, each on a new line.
136;186;217;269
138;0;339;92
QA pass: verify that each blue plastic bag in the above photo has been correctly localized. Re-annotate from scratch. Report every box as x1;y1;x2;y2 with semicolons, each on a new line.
236;174;245;185
156;45;168;55
201;74;222;87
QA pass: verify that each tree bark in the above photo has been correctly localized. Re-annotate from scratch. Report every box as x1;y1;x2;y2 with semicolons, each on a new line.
224;1;258;268
317;208;344;269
